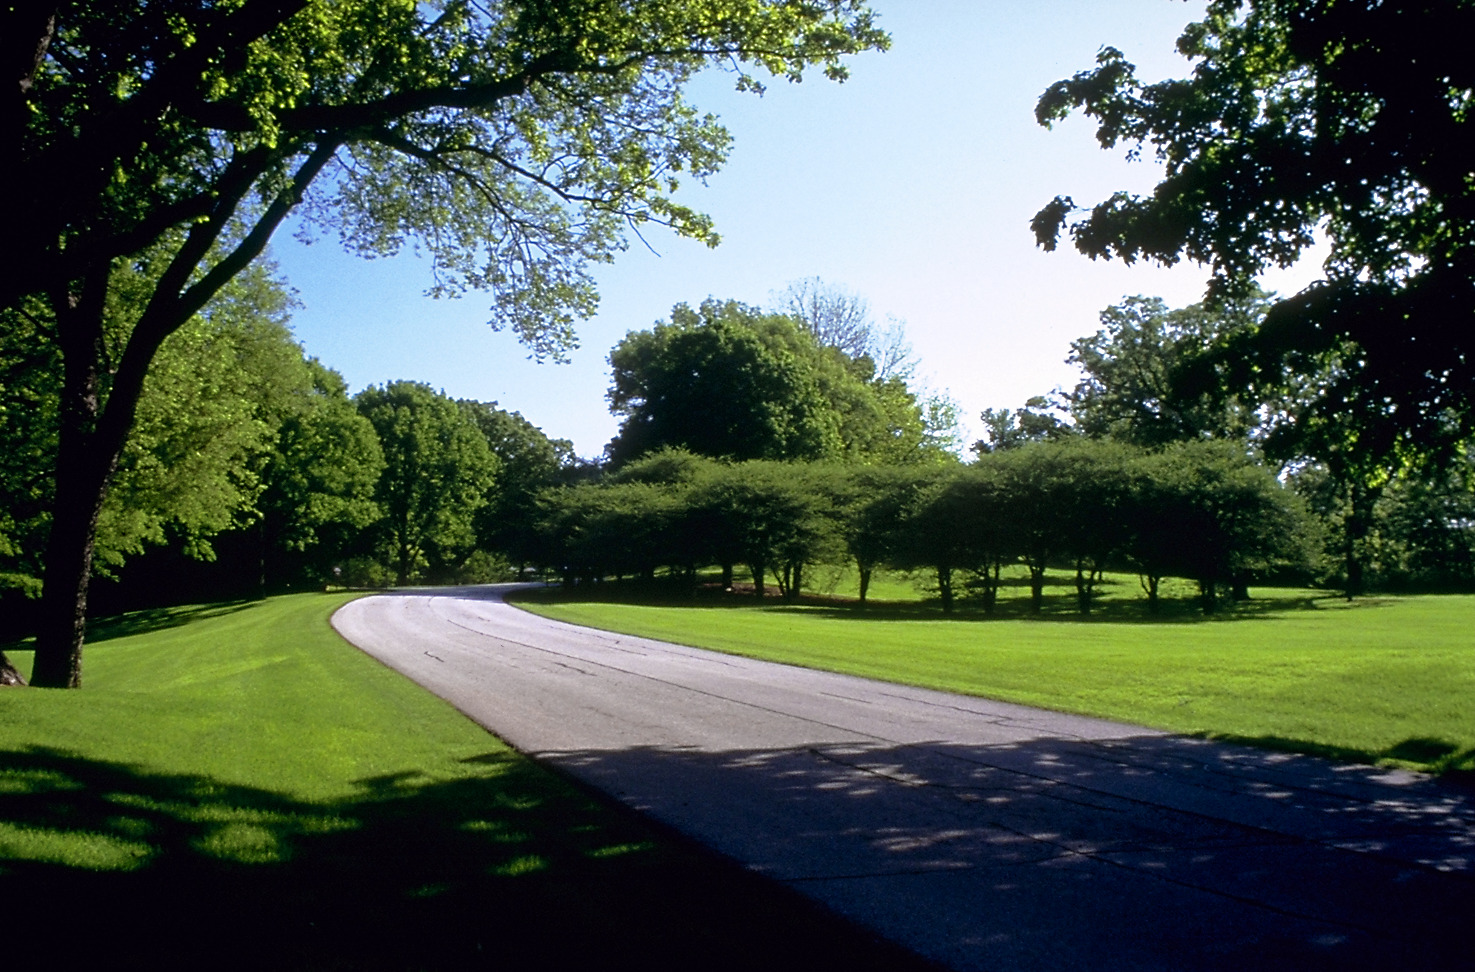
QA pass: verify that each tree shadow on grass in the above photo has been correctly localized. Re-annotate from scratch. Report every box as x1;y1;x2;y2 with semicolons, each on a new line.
1206;733;1475;778
513;581;1346;627
0;746;936;971
85;598;262;643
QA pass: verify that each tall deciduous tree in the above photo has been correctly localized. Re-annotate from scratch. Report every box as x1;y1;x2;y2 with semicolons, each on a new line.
1033;0;1474;464
357;382;498;586
606;300;846;464
259;361;385;588
607;299;948;466
6;0;887;686
461;400;574;568
1066;292;1270;447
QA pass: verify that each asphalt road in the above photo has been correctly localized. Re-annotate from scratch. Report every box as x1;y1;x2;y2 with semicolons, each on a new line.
331;584;1475;971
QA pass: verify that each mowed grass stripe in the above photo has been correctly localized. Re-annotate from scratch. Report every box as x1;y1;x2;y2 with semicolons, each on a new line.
514;587;1475;774
0;593;929;970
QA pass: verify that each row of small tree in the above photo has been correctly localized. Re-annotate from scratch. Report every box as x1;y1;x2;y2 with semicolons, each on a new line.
981;290;1475;594
526;440;1316;614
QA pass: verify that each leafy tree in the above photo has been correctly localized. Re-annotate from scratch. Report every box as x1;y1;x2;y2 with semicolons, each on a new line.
1375;451;1475;589
888;467;1008;614
1;259;308;597
972;397;1074;457
608;298;943;467
835;465;941;605
534;480;684;585
1033;0;1474;470
461;400;574;568
1066;292;1270;447
606;300;838;464
259;361;385;588
94;263;309;577
7;1;886;685
775;277;916;381
1130;442;1317;612
694;461;840;600
357;382;498;585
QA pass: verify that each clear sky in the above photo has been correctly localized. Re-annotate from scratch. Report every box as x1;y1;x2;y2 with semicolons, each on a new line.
272;0;1322;458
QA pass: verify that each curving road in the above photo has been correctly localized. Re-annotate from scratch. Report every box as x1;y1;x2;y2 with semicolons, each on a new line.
332;584;1475;971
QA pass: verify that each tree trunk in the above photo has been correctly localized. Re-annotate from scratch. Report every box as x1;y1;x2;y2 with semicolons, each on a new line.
720;562;733;591
857;563;871;606
1199;578;1217;614
30;273;122;689
1140;573;1161;613
937;564;953;613
31;461;111;687
1027;560;1046;613
1074;562;1090;615
785;561;802;603
750;561;765;599
1343;481;1378;599
977;560;1000;614
0;652;26;686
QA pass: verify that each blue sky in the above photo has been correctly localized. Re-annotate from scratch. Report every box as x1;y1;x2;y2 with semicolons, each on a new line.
272;0;1322;458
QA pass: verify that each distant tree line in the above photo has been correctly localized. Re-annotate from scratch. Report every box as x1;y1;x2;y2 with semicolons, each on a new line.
977;290;1475;595
525;442;1315;615
0;265;576;643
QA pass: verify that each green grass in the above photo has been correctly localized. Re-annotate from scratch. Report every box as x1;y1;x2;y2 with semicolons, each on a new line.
515;579;1475;775
0;594;927;970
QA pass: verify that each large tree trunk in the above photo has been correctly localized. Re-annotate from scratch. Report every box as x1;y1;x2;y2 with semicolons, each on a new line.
30;274;126;688
0;652;26;686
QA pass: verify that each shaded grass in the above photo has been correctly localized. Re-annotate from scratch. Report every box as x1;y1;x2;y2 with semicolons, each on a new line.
515;584;1475;776
0;593;932;970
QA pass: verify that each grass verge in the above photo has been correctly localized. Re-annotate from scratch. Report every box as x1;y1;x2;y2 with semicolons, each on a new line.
0;593;932;970
514;582;1475;775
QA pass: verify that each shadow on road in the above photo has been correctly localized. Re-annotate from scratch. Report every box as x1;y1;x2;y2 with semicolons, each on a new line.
540;733;1475;971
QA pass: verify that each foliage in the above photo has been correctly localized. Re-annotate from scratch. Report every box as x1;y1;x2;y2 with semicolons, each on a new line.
259;360;385;586
526;440;1312;615
0;260;309;592
972;396;1074;456
1065;291;1271;446
606;299;946;466
7;0;888;685
95;263;309;574
1131;442;1319;610
356;381;498;585
461;399;575;565
1033;0;1475;459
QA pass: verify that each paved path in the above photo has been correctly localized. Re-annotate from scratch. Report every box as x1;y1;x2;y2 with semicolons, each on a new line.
332;585;1475;971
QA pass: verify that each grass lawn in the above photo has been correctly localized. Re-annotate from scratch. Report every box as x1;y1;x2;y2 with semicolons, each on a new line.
0;593;928;971
515;574;1475;775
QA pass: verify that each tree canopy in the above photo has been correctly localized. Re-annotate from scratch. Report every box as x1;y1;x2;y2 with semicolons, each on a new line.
357;381;498;585
6;0;887;686
1032;0;1475;458
1064;291;1271;448
606;298;952;467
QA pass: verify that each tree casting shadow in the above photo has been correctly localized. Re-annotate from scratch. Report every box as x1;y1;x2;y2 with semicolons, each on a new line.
513;580;1343;626
0;746;933;971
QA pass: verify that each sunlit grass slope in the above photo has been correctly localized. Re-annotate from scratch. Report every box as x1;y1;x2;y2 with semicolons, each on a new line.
0;594;925;971
516;583;1475;774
